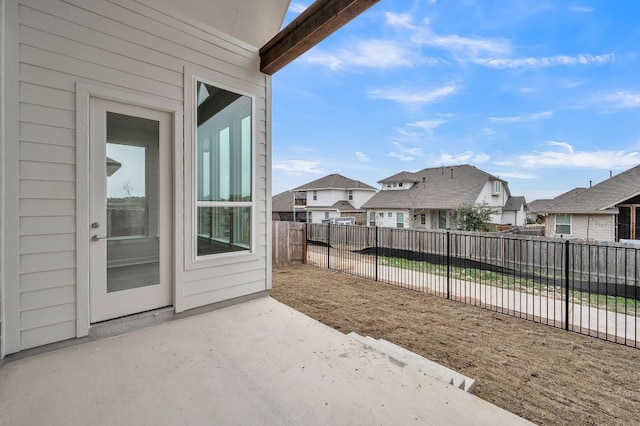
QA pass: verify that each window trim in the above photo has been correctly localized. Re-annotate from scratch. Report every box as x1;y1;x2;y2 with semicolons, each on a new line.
555;214;572;235
184;70;258;269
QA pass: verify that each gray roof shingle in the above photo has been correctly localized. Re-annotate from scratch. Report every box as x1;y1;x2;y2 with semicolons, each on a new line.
272;191;294;212
362;164;506;210
292;173;376;191
504;196;527;211
544;165;640;214
527;199;554;213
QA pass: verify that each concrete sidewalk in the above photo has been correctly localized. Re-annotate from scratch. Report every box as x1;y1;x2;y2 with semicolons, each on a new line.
319;248;639;344
0;297;532;425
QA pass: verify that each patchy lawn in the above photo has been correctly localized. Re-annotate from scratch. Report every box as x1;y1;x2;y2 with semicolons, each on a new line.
271;265;640;426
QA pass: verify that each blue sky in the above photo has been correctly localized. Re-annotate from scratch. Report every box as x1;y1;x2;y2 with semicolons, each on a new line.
271;0;640;201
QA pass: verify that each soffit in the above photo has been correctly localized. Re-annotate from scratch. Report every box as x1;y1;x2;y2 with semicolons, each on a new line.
149;0;291;48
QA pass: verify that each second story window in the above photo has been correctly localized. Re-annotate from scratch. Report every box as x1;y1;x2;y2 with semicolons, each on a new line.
313;190;317;201
348;190;353;201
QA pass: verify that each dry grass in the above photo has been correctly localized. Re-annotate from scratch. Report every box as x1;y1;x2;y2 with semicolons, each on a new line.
271;265;640;426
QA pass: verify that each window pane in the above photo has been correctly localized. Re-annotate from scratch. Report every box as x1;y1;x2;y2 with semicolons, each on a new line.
197;207;251;255
241;116;251;200
106;143;147;237
556;224;571;235
197;82;251;202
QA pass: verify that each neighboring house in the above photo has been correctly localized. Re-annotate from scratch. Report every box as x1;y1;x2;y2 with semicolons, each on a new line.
362;164;525;229
0;1;371;360
542;165;640;242
291;174;377;225
502;196;528;227
526;199;553;223
271;191;306;222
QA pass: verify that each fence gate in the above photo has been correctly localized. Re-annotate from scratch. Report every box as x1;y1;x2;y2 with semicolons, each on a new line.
273;221;307;267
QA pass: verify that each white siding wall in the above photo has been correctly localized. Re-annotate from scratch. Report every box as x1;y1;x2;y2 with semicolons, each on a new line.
10;0;269;351
367;209;410;228
547;214;615;241
475;181;507;223
351;189;375;209
0;0;4;352
306;189;343;207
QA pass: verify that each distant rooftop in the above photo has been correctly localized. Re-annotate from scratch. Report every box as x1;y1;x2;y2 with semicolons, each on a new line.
292;173;376;191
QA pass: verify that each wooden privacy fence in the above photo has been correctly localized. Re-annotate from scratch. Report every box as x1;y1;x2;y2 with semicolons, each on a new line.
272;221;307;267
306;224;640;288
304;222;640;348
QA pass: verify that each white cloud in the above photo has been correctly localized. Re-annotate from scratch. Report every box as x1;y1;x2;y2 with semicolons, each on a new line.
482;128;496;136
489;111;553;123
385;12;414;29
388;152;415;161
548;141;575;153
496;172;538;179
471;53;615;69
517;142;640;169
437;151;490;164
306;40;415;71
597;91;640;109
408;19;511;57
369;84;457;105
355;151;371;162
407;119;447;133
273;160;325;175
570;5;595;13
288;3;308;14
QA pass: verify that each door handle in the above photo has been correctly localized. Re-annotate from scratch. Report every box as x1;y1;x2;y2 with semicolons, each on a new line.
91;235;106;241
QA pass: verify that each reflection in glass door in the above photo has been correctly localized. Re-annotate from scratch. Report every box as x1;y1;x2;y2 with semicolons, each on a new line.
105;112;160;292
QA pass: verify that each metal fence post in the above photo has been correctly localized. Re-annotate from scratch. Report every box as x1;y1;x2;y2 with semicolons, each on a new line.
447;230;451;300
327;224;331;270
565;240;570;331
375;226;379;281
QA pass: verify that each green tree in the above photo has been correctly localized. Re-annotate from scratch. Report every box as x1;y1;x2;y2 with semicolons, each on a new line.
453;202;499;231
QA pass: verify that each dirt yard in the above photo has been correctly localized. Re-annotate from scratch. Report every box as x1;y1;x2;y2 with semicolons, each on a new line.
271;265;640;425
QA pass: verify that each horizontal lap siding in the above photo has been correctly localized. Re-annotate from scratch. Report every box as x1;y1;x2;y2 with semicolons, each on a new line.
17;0;268;349
1;0;3;349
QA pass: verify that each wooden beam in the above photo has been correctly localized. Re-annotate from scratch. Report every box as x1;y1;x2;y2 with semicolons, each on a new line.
260;0;380;75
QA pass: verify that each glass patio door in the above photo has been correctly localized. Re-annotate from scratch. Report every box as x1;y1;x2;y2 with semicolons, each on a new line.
89;98;172;322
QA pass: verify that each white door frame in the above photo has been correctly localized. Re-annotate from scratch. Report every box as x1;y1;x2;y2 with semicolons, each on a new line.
76;82;184;336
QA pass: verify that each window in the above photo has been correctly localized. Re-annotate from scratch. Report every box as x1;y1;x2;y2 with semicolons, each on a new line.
196;81;252;257
555;214;571;235
387;184;391;188
388;212;393;218
399;182;403;187
438;210;448;229
420;214;426;225
378;212;384;218
369;211;376;226
308;212;312;222
324;212;329;219
393;183;397;187
348;190;353;201
493;181;502;195
397;212;404;228
312;191;317;201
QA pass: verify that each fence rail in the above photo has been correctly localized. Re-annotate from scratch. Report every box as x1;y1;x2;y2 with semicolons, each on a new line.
303;223;640;348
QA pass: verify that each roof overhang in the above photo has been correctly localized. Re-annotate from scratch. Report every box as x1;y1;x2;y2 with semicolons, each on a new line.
260;0;380;74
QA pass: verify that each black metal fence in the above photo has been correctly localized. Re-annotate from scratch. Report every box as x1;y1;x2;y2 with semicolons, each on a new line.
305;223;640;349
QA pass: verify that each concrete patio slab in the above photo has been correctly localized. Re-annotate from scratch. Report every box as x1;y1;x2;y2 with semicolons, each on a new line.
0;297;532;425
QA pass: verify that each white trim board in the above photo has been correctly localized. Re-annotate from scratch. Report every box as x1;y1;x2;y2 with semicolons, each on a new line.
75;81;183;336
